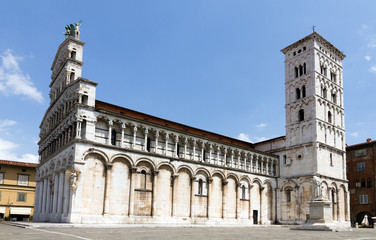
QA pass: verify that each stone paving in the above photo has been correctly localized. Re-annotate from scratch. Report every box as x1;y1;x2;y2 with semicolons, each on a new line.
1;223;376;240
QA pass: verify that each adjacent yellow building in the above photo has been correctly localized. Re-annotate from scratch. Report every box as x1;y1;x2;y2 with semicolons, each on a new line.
0;160;37;221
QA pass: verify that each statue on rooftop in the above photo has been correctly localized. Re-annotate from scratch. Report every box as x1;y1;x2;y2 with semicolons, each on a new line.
64;20;82;40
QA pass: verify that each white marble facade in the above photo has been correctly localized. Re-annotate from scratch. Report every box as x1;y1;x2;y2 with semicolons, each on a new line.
33;28;349;225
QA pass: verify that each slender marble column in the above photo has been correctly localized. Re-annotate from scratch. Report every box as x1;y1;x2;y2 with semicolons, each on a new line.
236;183;240;219
120;124;125;147
222;181;228;218
42;178;48;213
144;129;149;151
132;126;137;149
249;185;253;221
63;171;70;215
52;173;59;213
151;170;159;216
128;168;137;216
154;132;159;154
108;121;113;145
190;177;196;218
46;178;51;214
57;170;65;214
207;178;212;218
165;135;169;155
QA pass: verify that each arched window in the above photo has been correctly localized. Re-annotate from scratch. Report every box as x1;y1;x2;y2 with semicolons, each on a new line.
355;179;360;188
286;189;292;202
332;93;337;104
367;179;372;188
361;179;366;188
70;71;75;82
242;185;246;199
299;109;304;121
111;129;116;146
299;65;303;76
198;179;203;195
140;170;147;189
323;88;327;98
302;85;306;98
177;144;180;158
328;111;332;123
296;88;301;99
320;65;324;74
295;67;298;78
71;51;76;59
303;63;306;74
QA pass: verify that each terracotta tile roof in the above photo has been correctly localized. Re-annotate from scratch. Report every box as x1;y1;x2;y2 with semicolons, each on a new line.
95;100;255;150
0;160;37;168
346;140;376;149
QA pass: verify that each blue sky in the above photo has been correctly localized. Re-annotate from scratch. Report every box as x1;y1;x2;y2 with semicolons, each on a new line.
0;1;375;163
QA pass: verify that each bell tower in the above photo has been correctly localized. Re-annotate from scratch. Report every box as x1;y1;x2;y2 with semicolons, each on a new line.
49;22;84;105
281;32;346;180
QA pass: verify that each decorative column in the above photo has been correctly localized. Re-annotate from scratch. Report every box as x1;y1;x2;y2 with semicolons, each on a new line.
336;189;340;221
75;120;82;139
224;149;227;166
249;185;253;222
244;155;248;170
216;146;220;165
237;155;241;169
63;171;70;215
42;178;48;214
57;170;65;214
144;129;149;151
132;126;137;149
174;135;179;158
184;138;188;159
201;143;205;162
266;159;270;175
207;178;212;218
271;161;275;176
230;150;234;168
37;180;44;214
103;164;113;215
208;144;212;164
192;141;196;160
107;121;113;145
151;170;159;216
120;124;125;147
236;183;241;219
296;186;301;221
171;175;178;217
154;132;159;154
222;181;228;218
46;177;51;214
128;168;137;216
165;134;169;155
190;177;196;218
52;173;59;214
259;186;264;224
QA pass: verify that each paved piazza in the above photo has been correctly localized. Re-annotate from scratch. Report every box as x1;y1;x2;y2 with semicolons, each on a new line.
1;224;376;240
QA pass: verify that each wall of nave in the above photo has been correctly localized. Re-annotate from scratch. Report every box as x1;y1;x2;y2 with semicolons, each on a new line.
34;144;277;224
277;177;349;224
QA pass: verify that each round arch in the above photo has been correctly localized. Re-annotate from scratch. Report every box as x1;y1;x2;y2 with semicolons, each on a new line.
82;148;109;164
226;173;239;183
194;168;211;178
135;157;156;171
176;165;194;176
157;162;176;175
110;153;134;166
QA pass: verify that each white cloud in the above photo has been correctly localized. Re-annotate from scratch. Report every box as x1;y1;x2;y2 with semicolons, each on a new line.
256;123;267;128
0;119;16;131
237;133;268;143
365;56;371;61
0;137;38;164
349;132;359;138
237;133;252;142
369;65;376;73
0;50;43;103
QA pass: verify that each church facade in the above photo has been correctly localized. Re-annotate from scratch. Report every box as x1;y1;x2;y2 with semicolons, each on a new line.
33;25;350;225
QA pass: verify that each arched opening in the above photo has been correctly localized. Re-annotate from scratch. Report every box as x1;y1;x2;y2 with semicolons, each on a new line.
323;88;327;98
299;109;304;121
70;72;75;82
330;153;333;166
303;63;306;74
296;88;301;99
198;179;203;195
71;51;76;59
295;67;298;78
367;179;372;188
299;65;303;76
140;169;147;189
146;137;151;152
328;111;332;123
302;85;306;98
242;185;246;199
286;189;292;202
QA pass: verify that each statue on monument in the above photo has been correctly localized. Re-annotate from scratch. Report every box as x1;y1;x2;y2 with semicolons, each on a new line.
64;20;82;39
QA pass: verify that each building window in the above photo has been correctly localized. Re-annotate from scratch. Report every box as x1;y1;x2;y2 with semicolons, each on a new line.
198;179;204;195
283;155;287;165
359;194;369;204
357;162;365;172
0;173;3;184
303;63;306;74
331;93;337;104
296;88;301;99
323;88;327;98
286;189;292;202
328;111;332;123
295;67;298;78
355;149;367;157
70;72;75;82
367;179;372;188
302;86;306;98
361;179;366;188
71;50;76;59
298;109;304;121
242;185;246;200
299;65;303;76
140;170;147;189
17;193;26;202
355;180;361;188
17;174;29;186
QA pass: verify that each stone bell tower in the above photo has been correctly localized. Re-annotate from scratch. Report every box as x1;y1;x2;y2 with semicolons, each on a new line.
278;32;349;227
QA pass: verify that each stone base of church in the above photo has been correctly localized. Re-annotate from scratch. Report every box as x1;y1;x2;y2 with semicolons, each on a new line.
289;222;352;232
34;213;271;225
